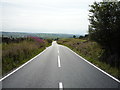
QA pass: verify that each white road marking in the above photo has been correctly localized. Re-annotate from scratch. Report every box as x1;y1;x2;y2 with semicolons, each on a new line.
58;55;61;67
58;50;59;54
59;82;63;90
0;46;51;82
64;46;120;83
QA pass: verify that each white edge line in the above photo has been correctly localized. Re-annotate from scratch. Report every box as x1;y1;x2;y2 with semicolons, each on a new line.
63;46;120;83
0;46;51;82
59;82;63;89
58;55;61;67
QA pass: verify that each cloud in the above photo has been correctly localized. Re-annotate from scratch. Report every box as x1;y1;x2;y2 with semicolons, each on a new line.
1;0;102;34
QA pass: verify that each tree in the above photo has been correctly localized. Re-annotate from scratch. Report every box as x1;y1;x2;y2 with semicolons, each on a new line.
89;1;120;66
79;35;84;39
73;35;76;38
46;39;52;43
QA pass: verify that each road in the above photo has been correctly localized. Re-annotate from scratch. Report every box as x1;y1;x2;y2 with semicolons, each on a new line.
1;41;120;89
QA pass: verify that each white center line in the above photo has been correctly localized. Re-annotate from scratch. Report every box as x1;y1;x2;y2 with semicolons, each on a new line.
58;55;61;67
58;50;59;54
59;82;63;90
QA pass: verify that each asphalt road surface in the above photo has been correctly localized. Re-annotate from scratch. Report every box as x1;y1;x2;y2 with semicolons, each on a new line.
1;41;120;89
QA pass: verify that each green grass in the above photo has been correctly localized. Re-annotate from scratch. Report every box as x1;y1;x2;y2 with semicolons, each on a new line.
57;38;120;80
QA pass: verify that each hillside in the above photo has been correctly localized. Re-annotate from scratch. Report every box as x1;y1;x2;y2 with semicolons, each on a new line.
1;32;79;39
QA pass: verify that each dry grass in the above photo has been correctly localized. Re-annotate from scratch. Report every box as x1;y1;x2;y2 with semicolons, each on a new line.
2;38;51;75
57;38;120;80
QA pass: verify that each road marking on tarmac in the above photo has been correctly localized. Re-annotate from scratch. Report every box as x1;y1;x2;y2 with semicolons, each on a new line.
59;82;63;90
64;46;120;83
58;55;61;67
0;46;51;82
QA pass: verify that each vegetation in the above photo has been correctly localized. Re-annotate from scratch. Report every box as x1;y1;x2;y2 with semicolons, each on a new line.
73;35;76;38
57;1;120;80
2;37;52;75
89;2;120;67
1;1;120;81
57;38;120;79
2;32;75;39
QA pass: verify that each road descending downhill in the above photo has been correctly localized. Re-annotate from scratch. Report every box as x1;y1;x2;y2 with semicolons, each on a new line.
1;41;120;89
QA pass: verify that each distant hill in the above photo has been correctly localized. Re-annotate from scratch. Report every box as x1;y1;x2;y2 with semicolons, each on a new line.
1;32;80;39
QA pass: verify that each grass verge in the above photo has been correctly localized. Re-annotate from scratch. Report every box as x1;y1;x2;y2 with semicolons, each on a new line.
2;37;52;76
57;38;120;80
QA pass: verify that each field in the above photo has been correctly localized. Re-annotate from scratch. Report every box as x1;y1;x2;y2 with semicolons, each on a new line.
57;38;120;80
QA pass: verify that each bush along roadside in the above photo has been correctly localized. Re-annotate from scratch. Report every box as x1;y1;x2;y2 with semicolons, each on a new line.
57;38;120;80
2;37;52;76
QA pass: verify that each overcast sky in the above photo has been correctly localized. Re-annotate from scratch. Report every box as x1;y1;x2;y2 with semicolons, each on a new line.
1;0;102;35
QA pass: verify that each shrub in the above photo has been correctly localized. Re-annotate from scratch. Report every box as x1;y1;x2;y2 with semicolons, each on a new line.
2;37;51;75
